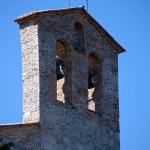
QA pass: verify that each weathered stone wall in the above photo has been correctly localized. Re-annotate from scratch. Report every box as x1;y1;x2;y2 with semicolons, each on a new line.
35;12;119;149
20;20;40;123
0;9;120;150
0;123;41;150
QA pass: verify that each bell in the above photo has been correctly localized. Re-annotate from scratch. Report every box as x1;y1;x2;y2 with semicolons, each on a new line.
88;74;95;89
88;70;97;89
56;59;64;80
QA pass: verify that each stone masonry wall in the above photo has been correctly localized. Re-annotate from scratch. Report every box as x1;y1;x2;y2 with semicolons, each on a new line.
0;123;41;150
20;20;40;122
0;9;121;150
35;11;120;149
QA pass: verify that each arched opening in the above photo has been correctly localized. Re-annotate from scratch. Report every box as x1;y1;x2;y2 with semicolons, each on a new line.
74;21;83;30
74;21;84;52
56;39;72;103
88;52;101;111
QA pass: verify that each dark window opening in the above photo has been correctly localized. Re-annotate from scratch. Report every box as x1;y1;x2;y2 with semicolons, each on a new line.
88;52;101;111
55;39;72;103
74;21;84;52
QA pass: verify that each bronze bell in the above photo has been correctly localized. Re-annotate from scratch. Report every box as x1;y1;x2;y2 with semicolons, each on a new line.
56;59;64;80
88;70;97;89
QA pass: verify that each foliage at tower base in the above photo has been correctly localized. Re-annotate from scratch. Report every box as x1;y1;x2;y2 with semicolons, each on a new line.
0;142;14;150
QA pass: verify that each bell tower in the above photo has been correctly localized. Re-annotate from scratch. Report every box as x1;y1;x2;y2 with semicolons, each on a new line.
15;7;125;149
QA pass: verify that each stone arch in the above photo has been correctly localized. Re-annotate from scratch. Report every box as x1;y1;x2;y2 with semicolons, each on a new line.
88;52;102;111
55;38;72;103
74;21;84;52
74;21;83;30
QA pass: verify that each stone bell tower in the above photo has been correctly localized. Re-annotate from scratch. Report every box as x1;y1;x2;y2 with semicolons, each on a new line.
14;7;125;149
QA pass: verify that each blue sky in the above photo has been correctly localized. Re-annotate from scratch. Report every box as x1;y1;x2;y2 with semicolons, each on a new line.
0;0;150;150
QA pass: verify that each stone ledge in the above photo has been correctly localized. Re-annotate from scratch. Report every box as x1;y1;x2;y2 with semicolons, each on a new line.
0;121;40;128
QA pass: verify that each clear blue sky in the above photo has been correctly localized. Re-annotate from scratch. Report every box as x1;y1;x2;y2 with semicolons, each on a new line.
0;0;150;150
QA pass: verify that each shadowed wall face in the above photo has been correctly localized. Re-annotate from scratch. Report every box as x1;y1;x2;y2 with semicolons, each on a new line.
35;11;120;149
